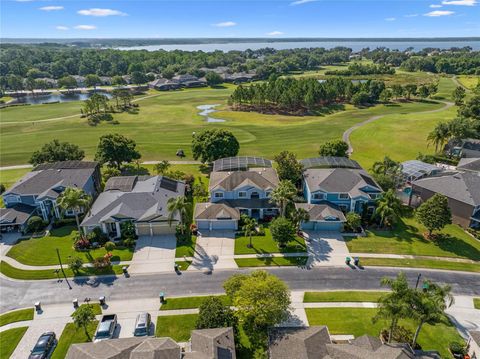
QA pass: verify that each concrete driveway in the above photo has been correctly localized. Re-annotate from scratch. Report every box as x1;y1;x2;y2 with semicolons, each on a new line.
188;231;237;271
128;235;176;274
304;231;350;266
0;232;21;257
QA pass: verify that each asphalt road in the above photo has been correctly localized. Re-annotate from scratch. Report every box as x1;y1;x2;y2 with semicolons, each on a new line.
1;267;480;313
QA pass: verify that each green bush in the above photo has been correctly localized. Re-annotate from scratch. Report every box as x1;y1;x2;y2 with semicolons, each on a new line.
270;217;296;248
449;342;466;355
87;227;108;245
27;216;46;233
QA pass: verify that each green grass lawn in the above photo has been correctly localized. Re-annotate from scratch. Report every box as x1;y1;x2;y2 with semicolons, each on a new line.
155;314;198;342
361;257;480;273
160;295;230;310
303;291;386;303
235;256;308;267
1;84;444;166
51;321;97;359
75;303;102;316
474;298;480;310
350;100;456;170
175;260;192;271
305;308;462;358
457;75;479;89
345;216;480;261
175;235;198;258
235;228;307;255
0;261;126;280
0;326;28;359
6;226;133;266
0;168;30;190
0;308;34;327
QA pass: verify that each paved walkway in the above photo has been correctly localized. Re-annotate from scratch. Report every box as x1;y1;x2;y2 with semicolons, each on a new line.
342;100;454;154
128;235;177;274
446;295;480;338
188;231;237;271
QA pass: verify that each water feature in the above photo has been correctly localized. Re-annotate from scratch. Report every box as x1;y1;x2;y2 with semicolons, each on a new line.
197;104;226;123
11;91;112;105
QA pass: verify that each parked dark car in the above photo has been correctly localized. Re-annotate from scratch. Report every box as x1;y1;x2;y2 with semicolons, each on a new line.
133;312;151;337
29;332;56;359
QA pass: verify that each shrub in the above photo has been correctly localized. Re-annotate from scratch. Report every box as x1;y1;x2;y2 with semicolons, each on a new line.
52;217;77;229
449;342;466;355
74;237;91;250
104;241;116;253
123;238;136;248
270;217;296;248
120;221;137;240
93;256;111;269
27;216;46;233
68;256;84;273
0;183;5;194
87;227;108;245
345;212;362;232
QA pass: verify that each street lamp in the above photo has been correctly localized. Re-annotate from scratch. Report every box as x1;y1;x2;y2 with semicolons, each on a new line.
415;273;422;289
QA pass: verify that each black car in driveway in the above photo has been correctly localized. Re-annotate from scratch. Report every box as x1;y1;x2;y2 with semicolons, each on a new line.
29;332;56;359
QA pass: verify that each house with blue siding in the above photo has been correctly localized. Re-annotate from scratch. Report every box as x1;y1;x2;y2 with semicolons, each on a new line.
302;168;382;216
0;161;101;232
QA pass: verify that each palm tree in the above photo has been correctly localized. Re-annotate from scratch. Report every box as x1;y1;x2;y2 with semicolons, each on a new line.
167;196;192;234
374;189;402;228
410;282;454;348
270;180;297;217
371;156;401;176
57;187;92;237
372;272;413;343
242;217;257;248
427;122;450;153
290;207;310;232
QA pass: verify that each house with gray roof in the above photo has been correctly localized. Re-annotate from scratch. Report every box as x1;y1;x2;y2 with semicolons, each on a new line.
457;157;480;173
81;175;185;238
1;161;100;232
194;165;279;230
447;138;480;159
294;203;346;231
172;74;207;88
66;327;235;359
149;78;182;91
410;171;480;228
302;167;382;229
268;326;436;359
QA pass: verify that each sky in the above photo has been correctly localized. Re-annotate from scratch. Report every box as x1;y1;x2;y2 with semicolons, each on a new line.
1;0;479;38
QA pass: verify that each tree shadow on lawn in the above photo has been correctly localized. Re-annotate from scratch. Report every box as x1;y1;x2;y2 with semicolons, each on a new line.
369;218;480;260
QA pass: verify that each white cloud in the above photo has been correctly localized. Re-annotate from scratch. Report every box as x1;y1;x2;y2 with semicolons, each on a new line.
78;8;126;17
424;10;455;15
385;17;396;21
267;31;284;36
74;25;96;30
430;4;443;7
442;0;477;5
39;6;64;11
212;21;237;27
290;0;316;5
56;26;69;30
405;14;419;17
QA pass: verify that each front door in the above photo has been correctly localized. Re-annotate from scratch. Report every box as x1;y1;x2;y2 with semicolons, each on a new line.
108;222;118;237
251;209;260;219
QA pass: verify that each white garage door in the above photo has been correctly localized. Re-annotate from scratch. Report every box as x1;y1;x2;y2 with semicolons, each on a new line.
197;220;237;230
136;224;151;236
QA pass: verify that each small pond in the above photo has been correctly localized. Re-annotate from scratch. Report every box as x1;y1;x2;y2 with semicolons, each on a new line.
11;91;112;105
197;104;226;122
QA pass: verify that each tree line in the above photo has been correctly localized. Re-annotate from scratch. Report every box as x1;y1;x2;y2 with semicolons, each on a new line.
325;62;395;76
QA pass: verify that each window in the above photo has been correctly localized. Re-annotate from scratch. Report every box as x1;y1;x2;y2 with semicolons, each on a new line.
214;192;224;198
339;193;350;200
265;191;272;198
251;192;260;199
238;191;247;198
313;193;324;200
369;193;380;199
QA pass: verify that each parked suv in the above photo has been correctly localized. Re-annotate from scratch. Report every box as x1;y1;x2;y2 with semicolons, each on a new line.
94;314;117;341
29;332;56;359
133;312;151;336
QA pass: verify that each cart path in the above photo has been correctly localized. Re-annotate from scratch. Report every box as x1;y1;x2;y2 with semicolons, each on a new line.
343;100;454;154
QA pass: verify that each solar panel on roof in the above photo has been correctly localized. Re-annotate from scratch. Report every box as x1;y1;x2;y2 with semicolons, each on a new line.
105;176;136;192
213;156;272;172
160;177;179;192
300;157;362;170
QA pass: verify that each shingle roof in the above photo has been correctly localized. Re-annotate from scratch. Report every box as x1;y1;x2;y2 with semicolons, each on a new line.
194;203;240;220
209;168;279;192
470;331;480;346
294;203;346;222
269;326;332;359
412;171;480;206
66;337;181;359
303;168;382;197
457;157;480;172
5;161;98;197
190;327;236;359
0;204;37;225
81;176;185;227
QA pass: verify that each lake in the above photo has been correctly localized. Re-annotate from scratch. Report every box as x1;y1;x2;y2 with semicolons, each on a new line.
11;92;112;105
117;40;480;52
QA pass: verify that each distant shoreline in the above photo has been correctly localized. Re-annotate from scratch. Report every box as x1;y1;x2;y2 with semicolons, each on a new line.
2;37;480;46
